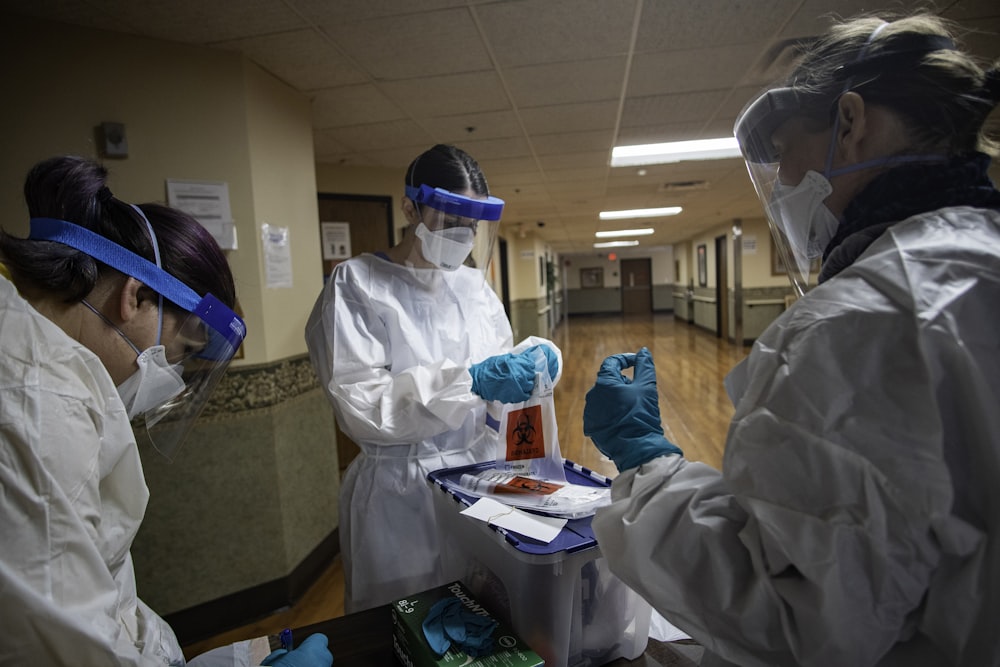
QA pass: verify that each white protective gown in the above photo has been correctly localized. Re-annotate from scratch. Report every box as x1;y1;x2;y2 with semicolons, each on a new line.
593;206;1000;666
0;273;185;666
305;253;560;613
0;274;270;667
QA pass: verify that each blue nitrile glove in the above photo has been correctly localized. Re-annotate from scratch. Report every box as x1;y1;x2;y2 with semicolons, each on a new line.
470;352;535;403
524;344;559;381
262;633;333;667
583;347;682;471
422;597;499;657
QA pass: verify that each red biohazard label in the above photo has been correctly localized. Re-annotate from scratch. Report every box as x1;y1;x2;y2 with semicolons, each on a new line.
504;404;545;461
496;475;561;495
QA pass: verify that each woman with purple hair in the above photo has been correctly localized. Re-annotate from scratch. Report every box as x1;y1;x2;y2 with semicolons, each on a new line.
0;156;329;666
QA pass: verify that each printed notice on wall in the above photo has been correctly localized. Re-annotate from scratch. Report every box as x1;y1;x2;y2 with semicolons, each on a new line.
261;223;293;288
166;179;237;249
743;235;758;254
321;222;351;260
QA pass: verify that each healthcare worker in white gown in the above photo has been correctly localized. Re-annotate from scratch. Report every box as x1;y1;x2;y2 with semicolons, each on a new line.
583;14;1000;667
0;156;330;666
306;144;562;613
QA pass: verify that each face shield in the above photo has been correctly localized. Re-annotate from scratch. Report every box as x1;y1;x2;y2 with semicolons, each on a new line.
403;184;504;282
29;216;246;459
735;86;826;296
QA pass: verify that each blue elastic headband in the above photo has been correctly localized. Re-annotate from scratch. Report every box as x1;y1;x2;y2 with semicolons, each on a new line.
29;217;246;354
405;184;505;221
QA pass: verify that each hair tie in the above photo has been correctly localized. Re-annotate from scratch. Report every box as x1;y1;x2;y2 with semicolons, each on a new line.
96;186;114;203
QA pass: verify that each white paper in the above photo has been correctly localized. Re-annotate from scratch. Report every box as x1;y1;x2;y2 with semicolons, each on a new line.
461;497;566;543
166;179;237;249
321;222;351;260
261;223;293;288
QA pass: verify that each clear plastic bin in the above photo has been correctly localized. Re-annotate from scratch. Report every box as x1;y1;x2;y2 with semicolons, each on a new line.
428;460;651;667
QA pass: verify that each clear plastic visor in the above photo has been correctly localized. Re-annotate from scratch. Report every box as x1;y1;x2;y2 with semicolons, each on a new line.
742;160;818;296
403;185;504;283
141;293;245;459
735;88;822;296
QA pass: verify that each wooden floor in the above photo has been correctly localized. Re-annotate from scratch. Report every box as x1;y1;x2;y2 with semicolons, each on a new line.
182;313;749;660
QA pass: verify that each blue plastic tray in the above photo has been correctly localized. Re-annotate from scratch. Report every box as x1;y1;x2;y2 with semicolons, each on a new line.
427;459;611;557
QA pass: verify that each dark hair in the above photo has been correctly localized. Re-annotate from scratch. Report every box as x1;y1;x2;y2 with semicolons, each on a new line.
785;13;1000;156
404;144;491;200
0;155;236;309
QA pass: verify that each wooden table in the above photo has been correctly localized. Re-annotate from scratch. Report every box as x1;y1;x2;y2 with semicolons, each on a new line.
294;605;702;666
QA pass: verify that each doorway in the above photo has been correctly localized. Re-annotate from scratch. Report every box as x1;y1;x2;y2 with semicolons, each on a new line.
621;257;652;315
316;193;394;478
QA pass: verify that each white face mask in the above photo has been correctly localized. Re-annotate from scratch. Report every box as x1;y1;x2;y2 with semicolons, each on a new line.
116;345;186;421
414;222;475;271
767;170;841;264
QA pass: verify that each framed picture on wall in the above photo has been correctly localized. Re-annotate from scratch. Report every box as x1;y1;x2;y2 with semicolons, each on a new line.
697;244;707;287
580;267;604;289
771;235;821;275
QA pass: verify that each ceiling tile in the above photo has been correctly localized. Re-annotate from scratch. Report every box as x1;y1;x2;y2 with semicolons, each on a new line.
532;129;616;155
92;0;307;44
477;0;637;68
518;101;619;135
536;150;609;170
322;7;493;80
311;84;407;128
636;0;798;52
323;120;432;152
449;136;533;161
379;71;510;118
215;29;367;91
505;57;626;107
628;44;765;97
620;90;730;128
289;0;468;24
420;110;523;143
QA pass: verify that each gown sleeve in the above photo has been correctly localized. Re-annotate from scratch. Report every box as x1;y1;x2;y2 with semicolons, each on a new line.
305;261;483;445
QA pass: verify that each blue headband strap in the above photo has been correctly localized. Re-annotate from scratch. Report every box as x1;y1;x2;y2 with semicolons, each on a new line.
405;184;505;221
29;217;200;311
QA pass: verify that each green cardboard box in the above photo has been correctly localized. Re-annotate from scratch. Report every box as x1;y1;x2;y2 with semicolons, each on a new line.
391;581;544;667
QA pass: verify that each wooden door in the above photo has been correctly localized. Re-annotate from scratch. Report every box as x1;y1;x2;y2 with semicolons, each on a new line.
621;257;652;315
316;194;394;478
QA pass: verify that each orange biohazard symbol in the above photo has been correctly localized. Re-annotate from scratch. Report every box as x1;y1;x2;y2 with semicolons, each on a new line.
505;404;545;461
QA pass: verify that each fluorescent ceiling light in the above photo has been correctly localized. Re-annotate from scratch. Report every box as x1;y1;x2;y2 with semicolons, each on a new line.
611;137;742;167
599;206;682;220
595;228;654;238
594;240;640;248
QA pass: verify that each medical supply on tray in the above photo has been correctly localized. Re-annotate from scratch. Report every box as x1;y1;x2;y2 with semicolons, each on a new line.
458;469;611;519
391;581;543;667
429;460;652;667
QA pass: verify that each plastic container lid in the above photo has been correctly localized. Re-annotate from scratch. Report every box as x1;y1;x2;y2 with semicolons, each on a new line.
427;459;611;557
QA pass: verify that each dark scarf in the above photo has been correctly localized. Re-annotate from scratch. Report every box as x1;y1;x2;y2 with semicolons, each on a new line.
819;152;1000;283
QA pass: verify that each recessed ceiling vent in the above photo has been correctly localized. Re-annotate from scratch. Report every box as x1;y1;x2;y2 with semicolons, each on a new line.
658;179;709;193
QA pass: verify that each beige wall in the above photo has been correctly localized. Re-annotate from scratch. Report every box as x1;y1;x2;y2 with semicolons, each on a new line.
0;13;319;366
244;62;324;361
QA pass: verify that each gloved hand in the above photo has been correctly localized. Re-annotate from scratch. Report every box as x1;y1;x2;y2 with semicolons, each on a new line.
470;352;535;403
422;597;498;657
523;344;559;381
583;347;682;471
262;633;333;667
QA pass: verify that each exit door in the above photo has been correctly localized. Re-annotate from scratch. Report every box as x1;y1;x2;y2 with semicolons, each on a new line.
621;257;652;315
316;193;394;478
